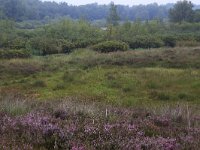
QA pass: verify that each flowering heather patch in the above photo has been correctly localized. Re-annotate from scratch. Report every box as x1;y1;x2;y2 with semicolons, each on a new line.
0;106;200;150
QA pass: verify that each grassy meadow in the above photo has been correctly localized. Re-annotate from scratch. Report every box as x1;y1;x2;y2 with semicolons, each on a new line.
0;47;200;149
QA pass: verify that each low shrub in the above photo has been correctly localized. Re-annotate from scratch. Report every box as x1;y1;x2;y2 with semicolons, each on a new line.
61;41;75;54
8;37;27;49
92;41;129;53
0;49;31;59
126;36;164;49
162;36;176;47
1;107;199;150
74;39;91;49
29;37;62;56
73;38;103;49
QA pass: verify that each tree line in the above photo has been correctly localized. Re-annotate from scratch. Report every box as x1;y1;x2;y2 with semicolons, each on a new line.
169;0;200;23
0;0;173;21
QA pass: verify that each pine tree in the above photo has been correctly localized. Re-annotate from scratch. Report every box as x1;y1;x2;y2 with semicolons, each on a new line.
107;2;120;26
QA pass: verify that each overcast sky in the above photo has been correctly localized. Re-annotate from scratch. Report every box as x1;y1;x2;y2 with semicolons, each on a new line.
42;0;200;6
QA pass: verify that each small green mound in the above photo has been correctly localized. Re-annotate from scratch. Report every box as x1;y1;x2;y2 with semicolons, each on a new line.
92;41;129;53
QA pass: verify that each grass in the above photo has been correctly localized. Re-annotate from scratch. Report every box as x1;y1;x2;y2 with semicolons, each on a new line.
0;47;199;107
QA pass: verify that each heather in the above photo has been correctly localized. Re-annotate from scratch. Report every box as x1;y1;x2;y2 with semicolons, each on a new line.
0;98;200;150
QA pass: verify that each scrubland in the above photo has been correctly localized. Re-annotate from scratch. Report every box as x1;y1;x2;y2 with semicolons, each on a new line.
0;47;200;149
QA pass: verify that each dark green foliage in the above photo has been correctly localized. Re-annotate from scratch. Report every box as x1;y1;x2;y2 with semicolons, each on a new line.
169;0;194;23
73;39;103;49
61;41;75;54
162;36;177;47
7;37;27;49
29;38;62;56
107;2;120;26
0;49;31;59
92;41;129;53
126;36;164;49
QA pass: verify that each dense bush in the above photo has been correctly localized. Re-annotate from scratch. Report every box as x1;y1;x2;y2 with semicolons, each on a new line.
0;49;31;59
29;37;62;55
73;39;93;49
8;37;27;49
162;36;176;47
73;38;103;49
92;41;129;53
0;37;27;49
61;40;75;54
126;36;164;49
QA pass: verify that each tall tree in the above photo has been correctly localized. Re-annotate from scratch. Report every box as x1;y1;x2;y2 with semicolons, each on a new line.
194;10;200;22
169;0;194;23
106;2;120;26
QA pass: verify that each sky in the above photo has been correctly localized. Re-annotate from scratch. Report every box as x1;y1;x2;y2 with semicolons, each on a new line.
42;0;200;6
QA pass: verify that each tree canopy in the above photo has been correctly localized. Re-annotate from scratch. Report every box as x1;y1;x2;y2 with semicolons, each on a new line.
0;0;173;22
169;0;194;23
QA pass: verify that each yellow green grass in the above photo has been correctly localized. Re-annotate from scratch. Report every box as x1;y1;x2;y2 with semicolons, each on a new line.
0;48;199;108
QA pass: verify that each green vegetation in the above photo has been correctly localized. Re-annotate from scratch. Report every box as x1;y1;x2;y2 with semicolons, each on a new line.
0;48;199;106
169;0;194;23
0;1;200;149
107;2;120;26
92;41;129;53
125;36;164;49
1;18;200;58
0;49;31;59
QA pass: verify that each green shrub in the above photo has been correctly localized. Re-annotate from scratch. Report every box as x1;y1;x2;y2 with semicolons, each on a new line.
29;38;62;56
8;38;27;49
162;36;176;47
73;38;103;49
0;49;31;59
126;36;164;49
92;41;129;53
74;40;91;49
61;41;75;54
